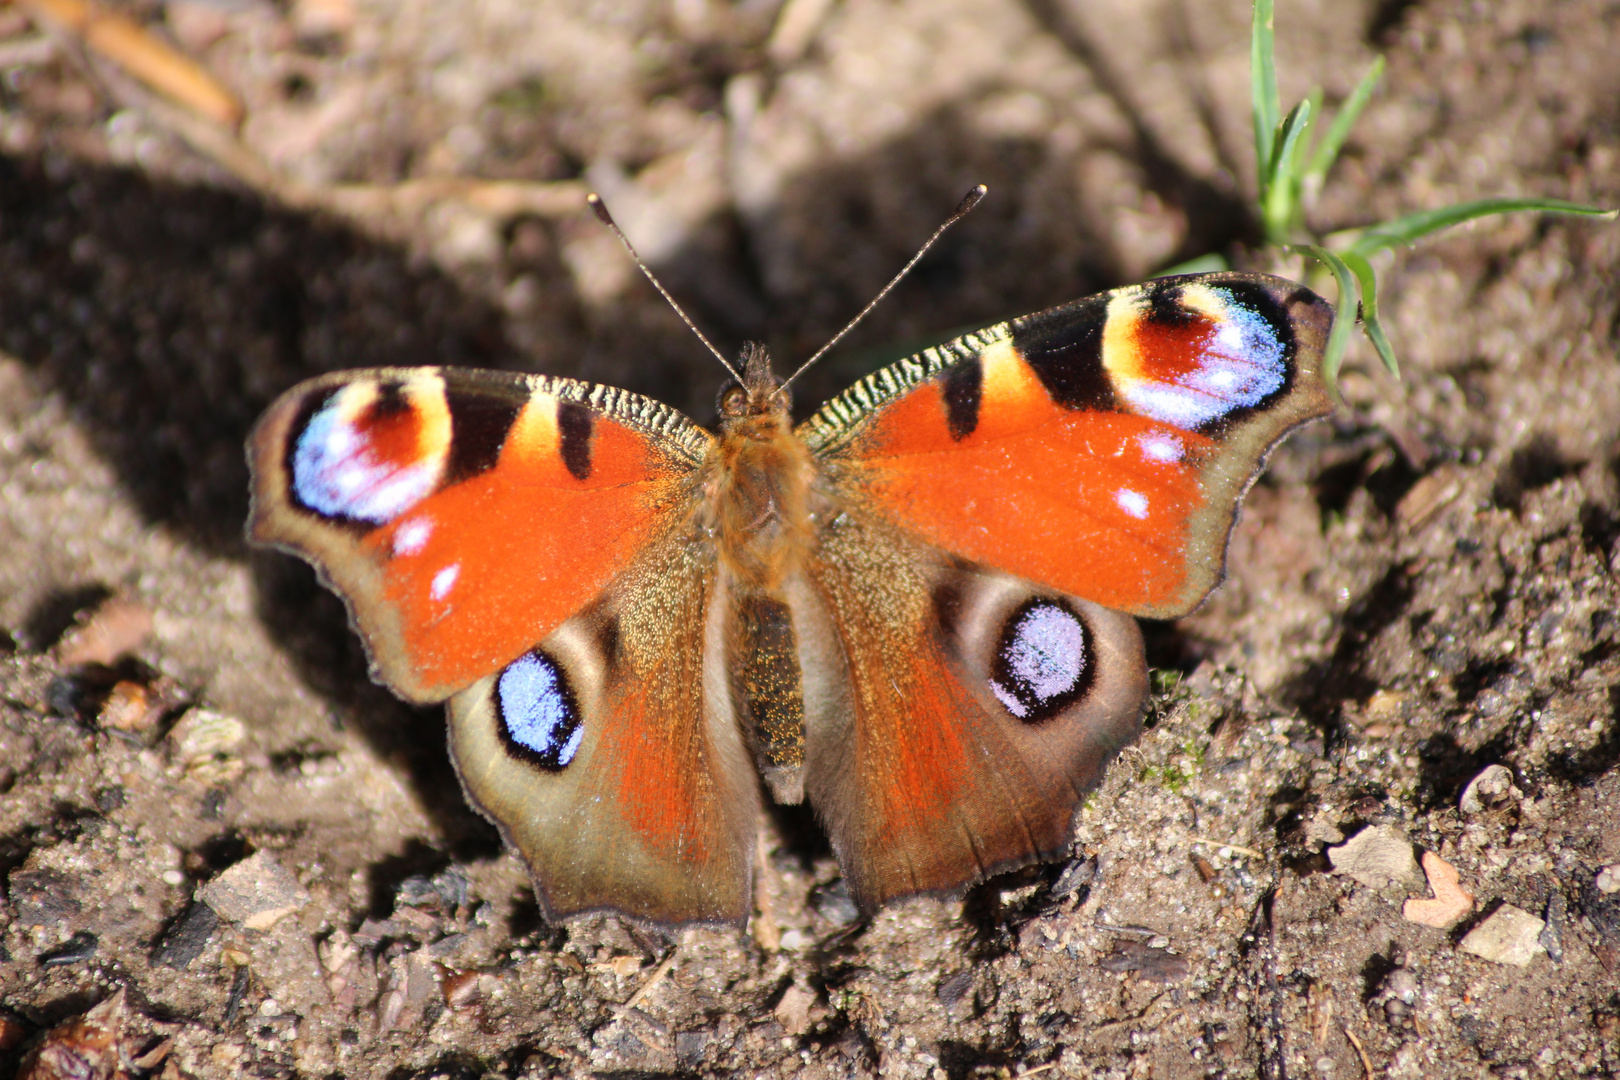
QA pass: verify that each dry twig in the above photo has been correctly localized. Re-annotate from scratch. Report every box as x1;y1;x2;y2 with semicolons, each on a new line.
19;0;241;124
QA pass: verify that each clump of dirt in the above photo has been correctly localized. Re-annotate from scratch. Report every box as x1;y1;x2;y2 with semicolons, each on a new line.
1;0;1617;1077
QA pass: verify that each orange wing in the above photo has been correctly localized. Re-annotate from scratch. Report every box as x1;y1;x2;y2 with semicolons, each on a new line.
803;273;1334;619
448;532;761;927
794;517;1147;912
248;367;711;702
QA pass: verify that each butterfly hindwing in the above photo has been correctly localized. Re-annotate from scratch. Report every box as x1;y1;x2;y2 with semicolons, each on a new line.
248;367;712;702
447;532;761;926
803;272;1335;619
789;512;1146;912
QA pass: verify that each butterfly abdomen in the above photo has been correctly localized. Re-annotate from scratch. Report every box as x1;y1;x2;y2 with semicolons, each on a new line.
726;589;808;804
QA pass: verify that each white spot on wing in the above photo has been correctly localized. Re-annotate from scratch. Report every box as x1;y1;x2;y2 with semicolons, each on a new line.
392;517;432;557
991;603;1088;719
991;681;1030;718
1137;432;1184;463
430;564;460;602
497;652;582;767
1116;488;1149;519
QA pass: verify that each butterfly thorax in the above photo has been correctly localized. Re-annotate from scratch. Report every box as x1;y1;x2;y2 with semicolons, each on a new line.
708;345;816;593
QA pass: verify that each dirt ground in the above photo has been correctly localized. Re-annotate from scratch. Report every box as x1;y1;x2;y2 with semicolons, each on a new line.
1;0;1618;1077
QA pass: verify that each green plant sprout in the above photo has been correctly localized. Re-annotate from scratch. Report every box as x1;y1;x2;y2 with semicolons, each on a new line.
1174;0;1616;388
1139;739;1208;794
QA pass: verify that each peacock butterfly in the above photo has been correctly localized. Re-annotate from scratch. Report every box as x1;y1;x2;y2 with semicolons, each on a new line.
247;189;1334;926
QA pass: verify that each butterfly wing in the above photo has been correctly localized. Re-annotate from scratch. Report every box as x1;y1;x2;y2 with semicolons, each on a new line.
248;367;711;702
793;272;1332;909
251;367;761;924
789;517;1146;911
447;536;762;926
802;273;1335;619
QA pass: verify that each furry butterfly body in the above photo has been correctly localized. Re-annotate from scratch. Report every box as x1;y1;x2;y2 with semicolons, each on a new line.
248;271;1333;926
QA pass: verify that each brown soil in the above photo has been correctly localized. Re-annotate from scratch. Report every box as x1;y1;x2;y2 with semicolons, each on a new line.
1;0;1617;1077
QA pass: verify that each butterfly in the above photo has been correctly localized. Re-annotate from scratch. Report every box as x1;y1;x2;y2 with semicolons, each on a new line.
247;192;1334;927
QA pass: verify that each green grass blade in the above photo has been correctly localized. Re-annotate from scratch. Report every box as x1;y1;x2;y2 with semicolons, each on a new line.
1339;249;1399;377
1349;197;1617;257
1251;0;1279;196
1295;89;1323;176
1305;55;1384;186
1290;243;1360;390
1264;99;1312;244
1152;253;1230;277
1289;88;1324;234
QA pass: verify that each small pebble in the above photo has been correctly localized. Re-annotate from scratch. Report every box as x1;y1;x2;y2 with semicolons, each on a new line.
1459;904;1546;967
1051;855;1098;898
936;970;973;1006
169;707;246;762
773;985;815;1036
1539;892;1566;963
150;903;220;971
810;880;859;926
1459;765;1522;815
199;851;311;930
1385;968;1419;1003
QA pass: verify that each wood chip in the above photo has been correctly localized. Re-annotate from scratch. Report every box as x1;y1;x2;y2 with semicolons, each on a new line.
21;0;242;125
1395;465;1463;529
766;0;835;64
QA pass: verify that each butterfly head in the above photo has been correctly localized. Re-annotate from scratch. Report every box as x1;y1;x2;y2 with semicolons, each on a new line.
717;342;791;435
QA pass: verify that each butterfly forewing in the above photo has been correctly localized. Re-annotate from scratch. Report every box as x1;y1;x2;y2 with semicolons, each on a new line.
802;272;1334;620
247;366;712;702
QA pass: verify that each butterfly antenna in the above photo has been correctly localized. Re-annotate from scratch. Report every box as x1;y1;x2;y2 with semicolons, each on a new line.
587;193;743;383
775;184;987;398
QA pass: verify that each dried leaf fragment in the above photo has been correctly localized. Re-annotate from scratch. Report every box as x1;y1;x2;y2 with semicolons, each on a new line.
1403;851;1474;928
1328;825;1421;889
17;988;125;1080
1459;904;1546;967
